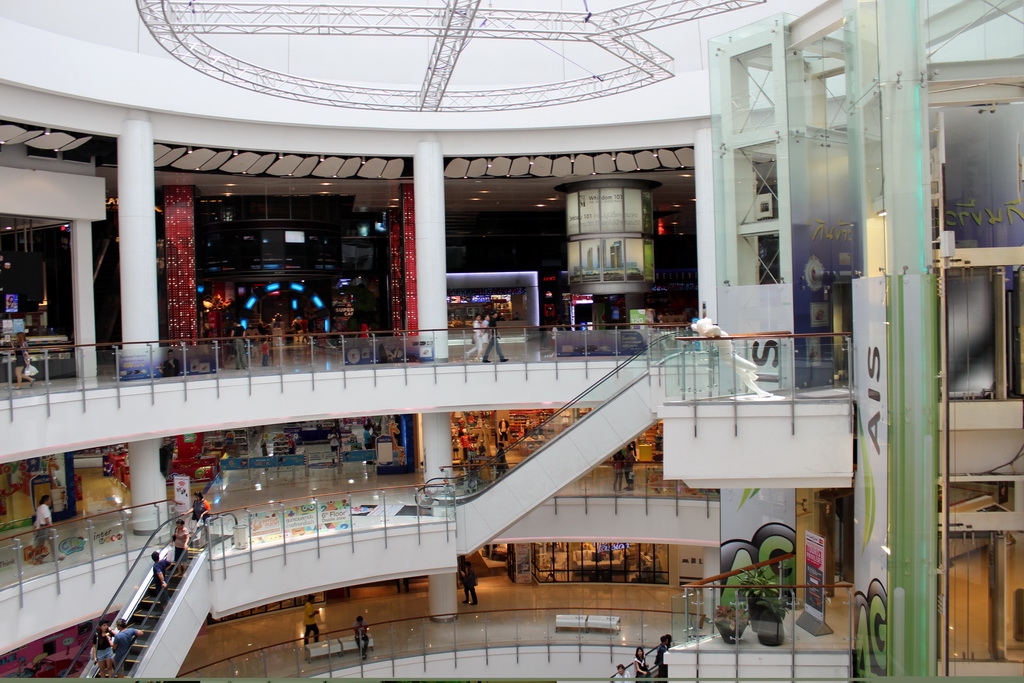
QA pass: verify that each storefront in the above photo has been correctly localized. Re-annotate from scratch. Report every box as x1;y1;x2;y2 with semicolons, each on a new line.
531;541;670;584
0;453;77;533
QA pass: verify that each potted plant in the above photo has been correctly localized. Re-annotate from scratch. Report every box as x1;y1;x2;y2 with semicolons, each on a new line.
712;603;747;643
736;566;789;646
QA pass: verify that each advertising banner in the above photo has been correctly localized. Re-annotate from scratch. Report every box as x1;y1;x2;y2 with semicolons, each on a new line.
172;474;190;513
797;529;832;635
852;276;888;675
554;329;647;357
0;611;118;678
719;488;796;604
341;336;432;365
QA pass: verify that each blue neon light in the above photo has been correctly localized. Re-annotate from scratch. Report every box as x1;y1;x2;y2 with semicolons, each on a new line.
290;282;305;292
265;283;280;292
291;299;298;310
244;296;257;309
324;319;330;332
197;285;205;294
240;319;248;329
311;295;325;309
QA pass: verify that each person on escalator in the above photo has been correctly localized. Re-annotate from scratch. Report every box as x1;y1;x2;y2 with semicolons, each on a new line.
171;519;190;578
150;551;173;607
112;620;141;675
92;621;115;678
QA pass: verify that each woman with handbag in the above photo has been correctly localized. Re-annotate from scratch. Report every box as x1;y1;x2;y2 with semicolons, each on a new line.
12;332;35;388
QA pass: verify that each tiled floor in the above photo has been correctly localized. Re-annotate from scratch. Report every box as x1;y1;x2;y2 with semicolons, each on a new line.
180;571;680;674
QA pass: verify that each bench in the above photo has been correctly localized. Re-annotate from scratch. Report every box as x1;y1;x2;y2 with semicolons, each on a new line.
305;636;374;660
554;615;621;633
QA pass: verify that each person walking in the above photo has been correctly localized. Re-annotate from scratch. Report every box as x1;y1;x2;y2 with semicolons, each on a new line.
171;519;190;578
12;331;35;388
653;634;672;679
611;663;628;679
612;451;625;491
352;615;369;659
92;621;115;678
32;494;54;564
461;562;478;605
480;314;508;363
112;619;141;675
466;314;486;360
230;321;247;369
303;595;321;645
623;444;637;491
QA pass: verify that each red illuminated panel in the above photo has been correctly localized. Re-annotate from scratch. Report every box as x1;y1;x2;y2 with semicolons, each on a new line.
164;185;197;340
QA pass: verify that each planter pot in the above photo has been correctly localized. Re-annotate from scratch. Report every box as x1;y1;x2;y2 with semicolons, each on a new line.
751;613;785;646
715;621;746;644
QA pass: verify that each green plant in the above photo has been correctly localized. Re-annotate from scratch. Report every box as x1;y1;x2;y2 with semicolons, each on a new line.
713;604;746;628
735;566;779;599
736;566;790;620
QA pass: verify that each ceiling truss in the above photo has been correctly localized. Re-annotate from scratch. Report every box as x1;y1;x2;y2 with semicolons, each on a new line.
137;0;765;111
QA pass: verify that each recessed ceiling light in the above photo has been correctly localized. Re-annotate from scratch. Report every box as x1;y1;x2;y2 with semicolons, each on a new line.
391;198;399;201
536;204;546;207
680;173;692;177
225;183;236;187
320;182;331;186
479;190;490;193
469;197;481;201
546;197;558;200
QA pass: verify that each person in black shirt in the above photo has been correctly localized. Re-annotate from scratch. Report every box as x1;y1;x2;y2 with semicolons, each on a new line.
480;314;508;363
151;551;173;606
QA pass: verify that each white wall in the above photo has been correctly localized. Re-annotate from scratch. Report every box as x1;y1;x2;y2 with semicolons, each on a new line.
496;497;720;547
660;402;854;489
0;165;105;221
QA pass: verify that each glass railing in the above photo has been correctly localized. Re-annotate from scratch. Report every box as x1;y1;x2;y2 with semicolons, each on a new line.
672;582;854;656
61;514;182;677
555;462;720;503
0;501;174;602
664;333;851;402
0;324;682;414
180;606;673;677
419;331;686;501
202;484;454;580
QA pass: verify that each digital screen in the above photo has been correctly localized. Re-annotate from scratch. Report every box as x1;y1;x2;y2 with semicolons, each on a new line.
284;230;305;243
4;294;17;313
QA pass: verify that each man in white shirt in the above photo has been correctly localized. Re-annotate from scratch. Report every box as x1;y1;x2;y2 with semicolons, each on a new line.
33;494;54;563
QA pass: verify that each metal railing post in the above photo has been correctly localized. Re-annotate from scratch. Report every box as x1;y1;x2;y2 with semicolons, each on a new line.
86;520;96;583
213;340;221;398
309;335;316;390
247;509;254;573
114;346;121;408
181;341;188;401
119;510;130;570
314;498;321;559
13;538;23;608
381;489;388;548
148;344;155;404
49;528;61;594
220;516;228;579
340;335;347;389
279;502;287;565
43;348;51;416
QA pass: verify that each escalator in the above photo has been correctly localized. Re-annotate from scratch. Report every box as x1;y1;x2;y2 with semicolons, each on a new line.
419;332;679;552
60;519;213;678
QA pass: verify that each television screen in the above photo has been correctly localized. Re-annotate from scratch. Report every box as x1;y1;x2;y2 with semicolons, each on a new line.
4;294;17;313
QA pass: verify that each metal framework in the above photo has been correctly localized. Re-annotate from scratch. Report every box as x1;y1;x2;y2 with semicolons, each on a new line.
137;0;765;111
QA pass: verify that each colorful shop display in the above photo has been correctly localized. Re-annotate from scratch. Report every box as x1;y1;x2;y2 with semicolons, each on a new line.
0;611;118;678
0;454;76;532
532;541;670;584
168;433;219;482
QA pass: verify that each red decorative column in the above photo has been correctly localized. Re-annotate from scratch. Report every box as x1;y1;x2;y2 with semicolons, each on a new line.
163;185;197;340
399;183;419;331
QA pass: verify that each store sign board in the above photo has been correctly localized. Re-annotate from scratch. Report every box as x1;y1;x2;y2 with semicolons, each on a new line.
852;276;888;676
172;474;190;513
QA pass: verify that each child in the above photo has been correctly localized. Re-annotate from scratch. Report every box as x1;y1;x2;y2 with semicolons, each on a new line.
261;338;270;367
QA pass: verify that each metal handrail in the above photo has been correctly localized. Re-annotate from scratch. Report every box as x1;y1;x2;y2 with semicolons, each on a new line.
180;605;674;675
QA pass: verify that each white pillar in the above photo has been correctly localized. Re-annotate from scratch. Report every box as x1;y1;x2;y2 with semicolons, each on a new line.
118;113;159;344
429;572;458;622
414;138;449;360
128;437;166;534
695;127;719;320
70;219;97;378
420;412;452;483
702;545;721;581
